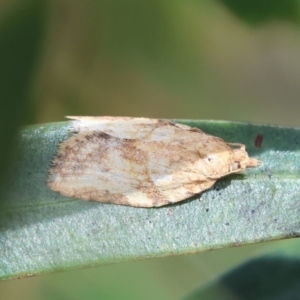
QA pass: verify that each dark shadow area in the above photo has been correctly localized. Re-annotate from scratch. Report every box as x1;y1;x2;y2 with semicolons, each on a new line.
219;0;298;25
185;255;300;300
0;0;48;204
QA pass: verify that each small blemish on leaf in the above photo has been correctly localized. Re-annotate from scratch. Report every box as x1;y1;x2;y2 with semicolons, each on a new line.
255;134;263;148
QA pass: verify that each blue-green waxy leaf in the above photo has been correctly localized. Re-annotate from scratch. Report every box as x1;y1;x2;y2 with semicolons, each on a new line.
0;120;300;280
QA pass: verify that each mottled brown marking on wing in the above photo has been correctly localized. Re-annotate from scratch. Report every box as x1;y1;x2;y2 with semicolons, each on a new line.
118;139;148;165
47;117;261;207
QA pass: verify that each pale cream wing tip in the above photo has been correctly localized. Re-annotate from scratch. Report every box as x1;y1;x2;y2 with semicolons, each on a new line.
66;116;96;120
66;116;81;120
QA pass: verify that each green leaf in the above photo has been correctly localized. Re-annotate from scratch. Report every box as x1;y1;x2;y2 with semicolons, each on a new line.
182;237;300;300
1;119;299;280
183;240;300;300
219;0;299;25
0;0;47;188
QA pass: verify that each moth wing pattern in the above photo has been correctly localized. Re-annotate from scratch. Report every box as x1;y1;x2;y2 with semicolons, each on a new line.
48;117;260;207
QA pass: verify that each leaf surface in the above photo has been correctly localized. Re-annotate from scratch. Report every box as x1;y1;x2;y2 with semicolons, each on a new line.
0;120;299;280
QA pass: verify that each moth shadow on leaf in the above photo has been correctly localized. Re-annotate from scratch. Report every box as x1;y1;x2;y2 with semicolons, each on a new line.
162;174;243;208
203;174;243;197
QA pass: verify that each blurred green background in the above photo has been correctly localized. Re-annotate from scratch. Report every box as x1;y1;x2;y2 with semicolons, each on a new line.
1;0;300;299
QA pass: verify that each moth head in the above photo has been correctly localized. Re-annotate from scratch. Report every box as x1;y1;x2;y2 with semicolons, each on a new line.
197;140;260;179
197;140;239;177
229;143;261;173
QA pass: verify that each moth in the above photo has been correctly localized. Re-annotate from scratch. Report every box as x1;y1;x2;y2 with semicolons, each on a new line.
47;117;260;207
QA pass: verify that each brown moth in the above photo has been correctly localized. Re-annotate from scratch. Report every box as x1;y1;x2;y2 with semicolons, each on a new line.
47;117;260;207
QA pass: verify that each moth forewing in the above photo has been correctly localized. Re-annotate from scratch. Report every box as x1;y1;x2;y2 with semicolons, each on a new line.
47;117;260;207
